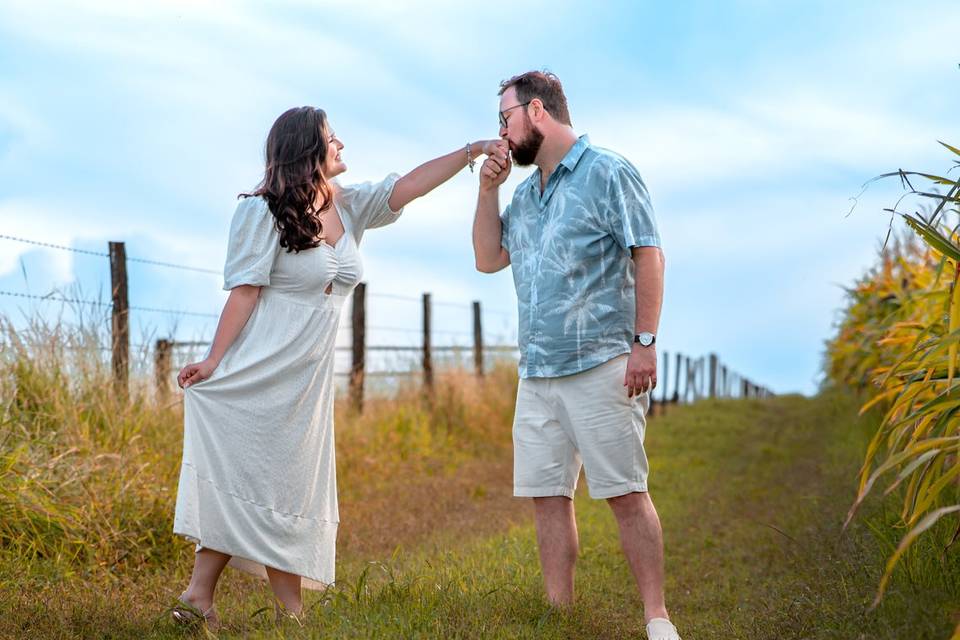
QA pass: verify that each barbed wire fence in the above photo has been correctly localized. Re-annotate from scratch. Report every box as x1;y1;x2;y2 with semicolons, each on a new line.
0;233;773;413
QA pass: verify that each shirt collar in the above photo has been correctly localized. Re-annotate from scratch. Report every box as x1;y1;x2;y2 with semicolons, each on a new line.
559;134;590;172
526;134;591;196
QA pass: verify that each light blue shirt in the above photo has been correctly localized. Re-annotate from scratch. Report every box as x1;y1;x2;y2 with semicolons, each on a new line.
500;135;661;379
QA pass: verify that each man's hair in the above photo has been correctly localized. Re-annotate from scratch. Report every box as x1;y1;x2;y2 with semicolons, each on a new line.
498;70;572;126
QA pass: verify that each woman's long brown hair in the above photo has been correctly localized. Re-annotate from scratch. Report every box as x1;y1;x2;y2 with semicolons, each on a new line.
240;106;335;253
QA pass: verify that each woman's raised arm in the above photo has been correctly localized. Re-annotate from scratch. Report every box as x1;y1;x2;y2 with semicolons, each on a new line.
388;140;507;211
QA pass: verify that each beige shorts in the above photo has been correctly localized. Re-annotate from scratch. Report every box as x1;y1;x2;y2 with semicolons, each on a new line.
512;354;650;500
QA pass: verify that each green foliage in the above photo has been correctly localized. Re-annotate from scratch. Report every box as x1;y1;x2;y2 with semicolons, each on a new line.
825;142;960;632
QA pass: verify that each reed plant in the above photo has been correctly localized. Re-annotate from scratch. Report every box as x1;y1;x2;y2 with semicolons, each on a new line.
826;142;960;636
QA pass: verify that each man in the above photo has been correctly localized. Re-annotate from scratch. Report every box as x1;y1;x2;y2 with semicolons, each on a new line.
472;71;680;640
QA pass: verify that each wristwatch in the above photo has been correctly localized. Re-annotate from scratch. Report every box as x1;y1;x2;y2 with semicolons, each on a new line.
634;332;656;347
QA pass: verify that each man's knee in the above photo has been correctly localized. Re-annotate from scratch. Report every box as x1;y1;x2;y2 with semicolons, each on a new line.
606;490;650;518
533;495;574;516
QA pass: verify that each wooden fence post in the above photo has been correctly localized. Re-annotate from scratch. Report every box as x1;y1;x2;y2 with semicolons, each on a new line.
350;282;366;412
672;352;681;404
422;293;433;390
698;357;706;399
154;339;172;400
473;301;483;377
657;351;668;414
708;353;719;398
690;357;698;402
109;241;129;399
691;358;698;400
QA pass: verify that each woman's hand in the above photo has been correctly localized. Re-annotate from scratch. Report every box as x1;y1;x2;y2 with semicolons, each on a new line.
480;139;508;158
178;358;219;389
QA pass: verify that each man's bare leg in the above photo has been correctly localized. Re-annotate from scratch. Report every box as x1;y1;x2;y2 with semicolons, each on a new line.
533;496;579;606
607;491;670;622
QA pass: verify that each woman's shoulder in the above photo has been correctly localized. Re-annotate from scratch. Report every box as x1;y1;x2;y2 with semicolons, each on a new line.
229;195;276;237
231;194;273;223
233;194;271;218
334;173;400;208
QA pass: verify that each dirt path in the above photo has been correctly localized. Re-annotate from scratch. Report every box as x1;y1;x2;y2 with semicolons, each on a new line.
337;454;530;559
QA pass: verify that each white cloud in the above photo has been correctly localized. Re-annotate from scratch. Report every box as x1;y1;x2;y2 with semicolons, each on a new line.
586;93;942;195
0;95;54;165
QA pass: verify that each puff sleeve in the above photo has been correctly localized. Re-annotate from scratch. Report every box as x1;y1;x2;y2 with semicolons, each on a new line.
336;173;404;244
222;196;281;290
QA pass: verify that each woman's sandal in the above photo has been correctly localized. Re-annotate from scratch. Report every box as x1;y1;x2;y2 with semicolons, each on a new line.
274;600;305;627
172;592;221;632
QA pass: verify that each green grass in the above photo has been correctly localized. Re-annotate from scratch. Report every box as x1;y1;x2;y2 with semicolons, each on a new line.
3;387;958;638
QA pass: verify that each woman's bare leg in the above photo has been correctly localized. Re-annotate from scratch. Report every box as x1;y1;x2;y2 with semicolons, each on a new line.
265;565;303;615
182;548;231;610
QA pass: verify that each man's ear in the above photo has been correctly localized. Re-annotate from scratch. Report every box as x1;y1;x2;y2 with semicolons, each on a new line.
529;98;547;123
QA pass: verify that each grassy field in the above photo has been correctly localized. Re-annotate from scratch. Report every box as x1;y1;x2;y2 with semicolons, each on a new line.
1;329;958;638
0;360;960;640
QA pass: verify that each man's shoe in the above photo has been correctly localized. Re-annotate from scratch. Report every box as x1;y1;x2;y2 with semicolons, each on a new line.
646;617;681;640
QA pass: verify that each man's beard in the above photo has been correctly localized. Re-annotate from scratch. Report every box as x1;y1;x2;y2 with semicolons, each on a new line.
511;122;544;166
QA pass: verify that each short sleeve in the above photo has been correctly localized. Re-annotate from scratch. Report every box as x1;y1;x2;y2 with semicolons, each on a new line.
499;202;511;252
222;197;281;290
337;173;403;243
603;160;661;251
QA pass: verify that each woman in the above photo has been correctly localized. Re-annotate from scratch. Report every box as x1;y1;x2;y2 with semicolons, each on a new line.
170;106;504;629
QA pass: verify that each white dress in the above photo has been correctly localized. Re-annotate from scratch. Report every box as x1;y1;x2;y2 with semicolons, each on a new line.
173;174;402;589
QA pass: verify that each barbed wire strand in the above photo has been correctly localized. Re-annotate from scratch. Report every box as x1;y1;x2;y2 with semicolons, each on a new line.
0;290;220;318
1;234;219;274
126;257;221;275
1;233;514;315
0;290;112;307
0;291;504;333
0;234;109;257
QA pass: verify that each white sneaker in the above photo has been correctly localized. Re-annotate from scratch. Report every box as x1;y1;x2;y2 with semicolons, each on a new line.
646;617;681;640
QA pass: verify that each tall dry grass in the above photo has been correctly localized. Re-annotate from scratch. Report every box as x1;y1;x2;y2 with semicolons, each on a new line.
0;310;518;580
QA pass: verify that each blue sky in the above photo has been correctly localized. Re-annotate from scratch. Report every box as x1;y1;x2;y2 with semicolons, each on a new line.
1;0;958;394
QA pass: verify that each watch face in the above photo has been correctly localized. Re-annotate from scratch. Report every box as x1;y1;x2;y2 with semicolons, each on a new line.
636;333;654;346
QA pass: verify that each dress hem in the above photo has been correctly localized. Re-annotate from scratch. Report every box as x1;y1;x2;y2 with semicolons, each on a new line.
173;528;334;591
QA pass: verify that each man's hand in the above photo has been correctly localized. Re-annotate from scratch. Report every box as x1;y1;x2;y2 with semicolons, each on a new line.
624;345;657;398
479;145;511;191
